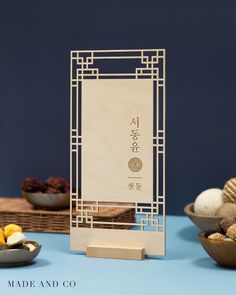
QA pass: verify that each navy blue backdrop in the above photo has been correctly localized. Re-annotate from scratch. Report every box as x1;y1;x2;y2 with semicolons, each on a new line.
0;0;236;214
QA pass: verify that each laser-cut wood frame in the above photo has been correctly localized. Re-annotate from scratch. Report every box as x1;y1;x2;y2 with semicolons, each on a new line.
70;49;166;257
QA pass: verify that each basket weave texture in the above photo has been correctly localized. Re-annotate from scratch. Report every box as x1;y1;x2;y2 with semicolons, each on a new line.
0;198;135;233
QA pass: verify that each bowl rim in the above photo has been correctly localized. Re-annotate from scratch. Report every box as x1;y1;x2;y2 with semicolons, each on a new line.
0;241;42;252
184;202;224;219
22;191;70;196
199;232;236;244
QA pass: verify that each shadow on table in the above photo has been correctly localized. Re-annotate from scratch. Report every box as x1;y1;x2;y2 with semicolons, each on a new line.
177;225;200;243
60;248;187;261
58;242;196;261
192;257;236;271
0;258;50;269
55;226;200;261
29;258;51;268
151;252;186;261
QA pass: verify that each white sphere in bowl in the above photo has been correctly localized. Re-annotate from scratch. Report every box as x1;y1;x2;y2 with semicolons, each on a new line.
7;232;26;246
194;188;223;216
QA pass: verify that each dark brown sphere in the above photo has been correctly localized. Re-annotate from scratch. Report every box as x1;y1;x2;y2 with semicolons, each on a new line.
22;177;41;192
46;177;65;192
46;187;61;194
220;216;236;233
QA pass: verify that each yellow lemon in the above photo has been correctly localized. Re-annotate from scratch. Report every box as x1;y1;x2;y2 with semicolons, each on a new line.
0;228;5;245
4;224;22;239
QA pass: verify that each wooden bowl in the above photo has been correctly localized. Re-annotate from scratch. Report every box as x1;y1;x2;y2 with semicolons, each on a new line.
199;232;236;268
184;202;222;231
23;191;70;210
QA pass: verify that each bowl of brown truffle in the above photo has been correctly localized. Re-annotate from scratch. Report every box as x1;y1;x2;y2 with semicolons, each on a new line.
199;217;236;268
22;177;70;210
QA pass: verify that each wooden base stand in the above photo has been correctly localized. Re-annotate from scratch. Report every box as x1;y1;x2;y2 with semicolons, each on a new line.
86;245;145;260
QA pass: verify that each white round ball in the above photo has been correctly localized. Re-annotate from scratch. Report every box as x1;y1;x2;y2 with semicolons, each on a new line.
194;188;223;216
7;232;26;246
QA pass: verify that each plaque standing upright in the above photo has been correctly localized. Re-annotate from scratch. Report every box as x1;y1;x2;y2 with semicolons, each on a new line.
70;49;166;259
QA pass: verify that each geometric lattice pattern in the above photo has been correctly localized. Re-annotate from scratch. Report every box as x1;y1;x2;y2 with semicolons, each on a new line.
70;49;166;232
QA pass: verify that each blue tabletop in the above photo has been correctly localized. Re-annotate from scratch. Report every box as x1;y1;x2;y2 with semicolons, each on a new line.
0;216;235;295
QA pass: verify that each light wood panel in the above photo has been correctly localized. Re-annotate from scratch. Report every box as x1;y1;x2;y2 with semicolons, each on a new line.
82;79;153;202
70;49;166;258
86;245;145;260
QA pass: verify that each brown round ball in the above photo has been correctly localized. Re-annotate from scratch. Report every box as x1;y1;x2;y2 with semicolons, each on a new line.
220;217;236;233
46;187;61;194
215;203;236;217
22;177;41;192
226;224;236;239
223;178;236;203
46;177;65;192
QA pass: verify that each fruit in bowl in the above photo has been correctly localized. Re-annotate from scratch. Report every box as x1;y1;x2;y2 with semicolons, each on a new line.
0;223;41;266
22;177;70;210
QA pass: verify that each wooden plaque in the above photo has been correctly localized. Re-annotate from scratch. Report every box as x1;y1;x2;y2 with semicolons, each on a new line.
70;49;166;257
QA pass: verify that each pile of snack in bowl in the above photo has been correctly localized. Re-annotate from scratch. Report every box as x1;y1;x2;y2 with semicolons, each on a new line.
22;176;70;209
22;176;70;194
0;224;37;250
0;223;41;266
185;177;236;267
194;178;236;218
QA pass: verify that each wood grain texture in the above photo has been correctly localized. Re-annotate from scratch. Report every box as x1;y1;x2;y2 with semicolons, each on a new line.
184;203;222;231
71;228;165;256
70;49;166;256
82;79;153;202
199;233;236;268
86;245;145;260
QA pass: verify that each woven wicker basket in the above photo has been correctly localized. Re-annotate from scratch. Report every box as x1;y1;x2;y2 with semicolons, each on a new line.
0;198;135;233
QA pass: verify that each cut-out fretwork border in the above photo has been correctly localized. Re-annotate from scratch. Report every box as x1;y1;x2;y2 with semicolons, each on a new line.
70;49;165;232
